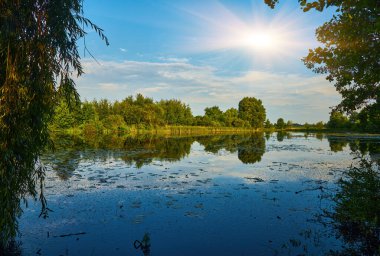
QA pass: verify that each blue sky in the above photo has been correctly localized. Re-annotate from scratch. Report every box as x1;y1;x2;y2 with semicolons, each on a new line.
76;0;340;123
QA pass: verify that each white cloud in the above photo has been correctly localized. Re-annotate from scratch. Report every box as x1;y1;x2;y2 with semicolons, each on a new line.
99;83;121;91
158;56;189;63
137;86;168;94
119;48;127;52
75;59;340;123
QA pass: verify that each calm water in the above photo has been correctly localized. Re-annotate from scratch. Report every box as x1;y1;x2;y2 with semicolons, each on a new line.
17;132;380;255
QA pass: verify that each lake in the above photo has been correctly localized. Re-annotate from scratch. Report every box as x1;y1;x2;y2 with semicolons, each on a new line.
17;132;380;255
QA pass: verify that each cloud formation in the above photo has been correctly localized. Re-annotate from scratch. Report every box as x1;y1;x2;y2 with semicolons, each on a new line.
75;59;340;123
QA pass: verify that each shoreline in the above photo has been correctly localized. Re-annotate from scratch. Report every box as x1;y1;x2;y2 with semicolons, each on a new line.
50;125;380;137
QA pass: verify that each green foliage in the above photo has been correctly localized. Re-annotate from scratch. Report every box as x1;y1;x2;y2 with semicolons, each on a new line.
83;119;104;136
223;108;238;126
331;100;380;132
204;106;224;126
120;94;164;127
52;100;75;129
56;93;375;133
276;118;286;129
315;121;325;130
265;0;380;113
81;100;96;123
0;0;107;247
94;99;111;121
50;95;270;131
357;102;380;132
330;156;380;255
223;108;249;127
327;111;349;129
158;99;193;125
238;97;266;128
102;114;127;131
264;119;273;129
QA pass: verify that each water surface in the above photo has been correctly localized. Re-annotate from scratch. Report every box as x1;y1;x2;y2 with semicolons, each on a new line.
18;132;380;255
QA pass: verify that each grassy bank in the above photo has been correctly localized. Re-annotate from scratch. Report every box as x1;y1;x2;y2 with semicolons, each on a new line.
51;125;380;137
52;125;268;136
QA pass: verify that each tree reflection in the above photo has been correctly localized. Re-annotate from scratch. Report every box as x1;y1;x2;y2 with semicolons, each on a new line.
265;132;272;141
198;134;266;164
328;155;380;255
121;136;194;168
45;133;268;176
277;131;285;142
237;135;266;164
329;140;348;152
197;135;240;154
276;131;292;142
0;240;22;256
327;136;380;156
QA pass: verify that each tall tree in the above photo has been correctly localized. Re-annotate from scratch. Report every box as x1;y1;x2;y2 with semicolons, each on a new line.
223;108;239;127
159;99;193;125
0;0;108;248
276;118;286;130
265;0;380;113
327;111;349;129
204;106;224;125
238;97;266;128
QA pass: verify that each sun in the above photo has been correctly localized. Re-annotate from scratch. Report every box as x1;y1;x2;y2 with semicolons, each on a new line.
179;1;307;60
241;30;277;50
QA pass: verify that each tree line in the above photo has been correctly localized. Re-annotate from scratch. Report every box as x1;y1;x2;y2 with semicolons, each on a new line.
52;93;378;133
51;94;272;132
327;102;379;132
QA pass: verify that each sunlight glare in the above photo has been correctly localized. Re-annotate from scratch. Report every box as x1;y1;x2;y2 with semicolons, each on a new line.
241;30;277;50
179;1;309;61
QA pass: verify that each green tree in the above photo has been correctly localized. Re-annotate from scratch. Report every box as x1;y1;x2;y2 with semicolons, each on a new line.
121;95;164;127
223;108;238;127
52;100;75;129
238;97;266;128
265;0;380;113
315;121;325;130
93;99;111;121
0;0;107;248
159;99;193;125
223;108;248;127
276;118;285;129
357;101;380;132
264;119;273;129
327;111;349;129
102;114;127;131
81;100;96;123
286;120;293;129
204;106;224;125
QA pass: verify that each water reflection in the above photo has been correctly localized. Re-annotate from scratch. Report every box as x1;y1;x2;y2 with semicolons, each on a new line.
326;135;380;162
18;132;380;255
0;240;22;256
329;140;348;152
328;155;380;255
276;131;287;142
122;136;194;168
237;135;265;164
44;133;380;180
134;233;151;256
44;133;267;177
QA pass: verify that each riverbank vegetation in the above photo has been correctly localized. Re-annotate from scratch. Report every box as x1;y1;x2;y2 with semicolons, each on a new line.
50;94;270;134
50;93;379;136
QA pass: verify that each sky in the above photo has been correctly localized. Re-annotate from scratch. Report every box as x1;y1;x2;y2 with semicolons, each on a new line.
76;0;340;123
